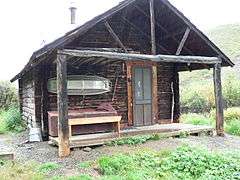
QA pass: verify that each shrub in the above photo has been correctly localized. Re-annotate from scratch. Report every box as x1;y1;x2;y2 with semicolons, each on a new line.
0;81;18;111
1;107;25;133
181;85;212;113
224;107;240;122
223;74;240;108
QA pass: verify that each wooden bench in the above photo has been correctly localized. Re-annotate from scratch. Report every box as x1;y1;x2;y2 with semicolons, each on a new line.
68;116;122;138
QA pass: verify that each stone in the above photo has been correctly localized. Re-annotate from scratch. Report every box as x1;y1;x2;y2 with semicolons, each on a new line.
83;147;92;152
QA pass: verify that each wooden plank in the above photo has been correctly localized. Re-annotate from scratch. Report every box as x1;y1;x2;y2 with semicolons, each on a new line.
176;27;191;55
104;21;128;52
149;0;156;55
59;49;221;64
152;65;158;123
126;62;133;126
69;116;122;125
57;54;70;157
213;63;224;136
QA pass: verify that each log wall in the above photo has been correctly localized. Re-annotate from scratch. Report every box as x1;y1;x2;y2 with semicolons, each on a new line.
157;62;179;124
48;61;129;124
19;70;40;128
19;60;180;134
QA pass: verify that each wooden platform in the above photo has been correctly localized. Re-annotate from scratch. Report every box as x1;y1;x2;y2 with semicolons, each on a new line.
49;123;214;148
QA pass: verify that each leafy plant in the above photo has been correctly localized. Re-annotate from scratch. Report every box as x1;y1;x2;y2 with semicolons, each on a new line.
38;162;61;173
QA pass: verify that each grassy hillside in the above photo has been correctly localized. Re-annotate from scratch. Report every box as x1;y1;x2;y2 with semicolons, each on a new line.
180;24;240;86
207;24;240;60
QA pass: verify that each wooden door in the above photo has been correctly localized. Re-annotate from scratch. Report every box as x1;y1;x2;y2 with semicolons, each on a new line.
133;67;152;126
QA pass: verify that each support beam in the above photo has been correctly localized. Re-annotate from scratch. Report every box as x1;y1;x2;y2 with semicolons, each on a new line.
104;21;128;52
57;54;70;157
213;63;224;136
59;49;221;65
176;27;190;55
149;0;156;55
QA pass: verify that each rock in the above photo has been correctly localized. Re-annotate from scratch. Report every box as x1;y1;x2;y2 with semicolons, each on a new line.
83;147;92;152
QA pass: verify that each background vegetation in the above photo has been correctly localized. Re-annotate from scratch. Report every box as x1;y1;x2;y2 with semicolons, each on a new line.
180;24;240;136
0;81;24;134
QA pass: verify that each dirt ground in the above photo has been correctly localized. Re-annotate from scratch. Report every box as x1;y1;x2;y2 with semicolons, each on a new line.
1;132;240;177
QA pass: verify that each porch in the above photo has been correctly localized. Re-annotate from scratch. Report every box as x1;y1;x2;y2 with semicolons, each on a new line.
49;123;214;148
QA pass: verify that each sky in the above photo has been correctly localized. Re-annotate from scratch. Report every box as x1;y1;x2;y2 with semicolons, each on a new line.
0;0;240;81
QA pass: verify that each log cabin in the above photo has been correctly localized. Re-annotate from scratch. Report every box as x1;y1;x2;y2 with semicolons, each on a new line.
11;0;234;157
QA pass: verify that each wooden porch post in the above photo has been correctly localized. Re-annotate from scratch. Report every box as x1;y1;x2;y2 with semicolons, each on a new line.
57;53;70;157
213;62;224;136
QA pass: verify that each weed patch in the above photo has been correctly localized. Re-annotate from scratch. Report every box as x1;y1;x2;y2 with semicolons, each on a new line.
108;134;162;146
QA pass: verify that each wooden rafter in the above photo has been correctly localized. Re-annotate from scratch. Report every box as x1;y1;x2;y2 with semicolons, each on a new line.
149;0;156;55
176;27;190;55
59;49;221;64
104;21;128;52
135;5;194;55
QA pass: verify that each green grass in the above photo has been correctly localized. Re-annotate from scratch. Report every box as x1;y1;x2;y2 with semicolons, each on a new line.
38;162;61;173
98;145;240;180
0;161;45;180
225;120;240;136
181;113;213;126
78;161;92;169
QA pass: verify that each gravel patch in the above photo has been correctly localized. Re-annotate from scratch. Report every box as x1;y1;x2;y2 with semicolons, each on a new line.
1;131;240;178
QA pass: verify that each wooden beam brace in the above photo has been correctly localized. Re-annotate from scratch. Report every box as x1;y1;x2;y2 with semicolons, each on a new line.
213;62;224;136
104;21;128;52
176;27;190;55
149;0;156;55
56;53;70;157
59;49;221;64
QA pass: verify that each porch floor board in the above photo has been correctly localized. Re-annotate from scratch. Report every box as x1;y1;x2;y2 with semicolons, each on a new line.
49;123;214;148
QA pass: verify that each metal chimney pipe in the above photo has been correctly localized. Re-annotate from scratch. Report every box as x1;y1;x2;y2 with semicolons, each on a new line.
69;5;77;24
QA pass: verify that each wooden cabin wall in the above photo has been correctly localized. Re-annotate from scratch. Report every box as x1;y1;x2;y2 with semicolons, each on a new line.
19;69;42;128
47;61;129;125
157;62;180;124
